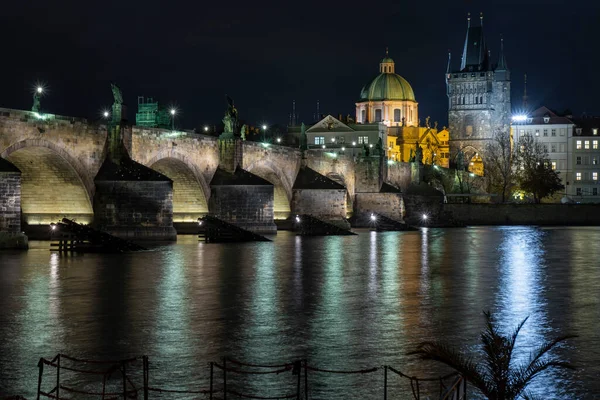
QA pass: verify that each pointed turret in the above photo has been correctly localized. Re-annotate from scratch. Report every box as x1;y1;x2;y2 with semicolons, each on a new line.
460;12;489;72
497;36;508;70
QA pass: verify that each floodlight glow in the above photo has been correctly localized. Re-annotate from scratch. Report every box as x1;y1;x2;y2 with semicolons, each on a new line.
352;141;356;146
370;214;377;221
198;220;203;226
369;144;373;148
322;145;326;149
422;214;428;221
37;87;43;93
50;224;56;230
103;111;110;118
204;126;209;132
295;216;301;223
512;114;528;122
331;138;336;142
262;124;267;130
341;147;345;151
277;138;281;143
170;109;176;115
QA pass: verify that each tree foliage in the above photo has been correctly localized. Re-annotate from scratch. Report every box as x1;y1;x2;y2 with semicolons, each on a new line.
515;135;564;203
485;129;516;202
409;311;576;400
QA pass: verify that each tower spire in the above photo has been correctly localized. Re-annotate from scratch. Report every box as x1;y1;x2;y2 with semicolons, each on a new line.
446;50;452;74
497;35;508;70
523;73;528;109
480;12;483;26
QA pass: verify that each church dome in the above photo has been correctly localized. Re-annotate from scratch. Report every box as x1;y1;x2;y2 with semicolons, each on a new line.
359;52;416;102
359;73;416;102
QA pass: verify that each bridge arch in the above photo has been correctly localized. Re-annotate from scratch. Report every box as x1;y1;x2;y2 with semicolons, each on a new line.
459;145;484;176
1;139;94;224
245;160;293;220
146;150;210;222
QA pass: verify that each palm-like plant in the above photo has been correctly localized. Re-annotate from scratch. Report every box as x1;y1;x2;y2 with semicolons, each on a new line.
409;311;576;400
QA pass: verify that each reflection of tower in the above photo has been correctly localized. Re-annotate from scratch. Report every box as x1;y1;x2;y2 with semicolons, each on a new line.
447;13;511;166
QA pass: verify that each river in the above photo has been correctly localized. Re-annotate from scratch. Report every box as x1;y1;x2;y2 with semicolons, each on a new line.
0;227;599;399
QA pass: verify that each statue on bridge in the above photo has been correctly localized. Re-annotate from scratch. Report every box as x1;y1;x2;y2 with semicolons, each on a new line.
110;83;124;123
300;123;307;151
240;124;248;140
223;95;239;135
374;137;383;156
415;145;423;164
456;150;465;171
32;88;42;113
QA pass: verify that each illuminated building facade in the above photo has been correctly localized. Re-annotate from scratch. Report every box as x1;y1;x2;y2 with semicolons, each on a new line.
569;117;600;202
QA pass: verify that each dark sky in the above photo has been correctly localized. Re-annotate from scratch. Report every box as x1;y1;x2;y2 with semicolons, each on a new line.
1;0;599;129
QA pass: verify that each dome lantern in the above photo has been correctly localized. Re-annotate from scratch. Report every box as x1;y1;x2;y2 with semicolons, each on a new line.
380;48;395;73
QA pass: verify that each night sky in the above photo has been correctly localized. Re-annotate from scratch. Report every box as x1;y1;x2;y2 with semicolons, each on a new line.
1;0;599;130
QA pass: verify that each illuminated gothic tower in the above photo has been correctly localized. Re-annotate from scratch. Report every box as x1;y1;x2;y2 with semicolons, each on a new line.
446;14;511;169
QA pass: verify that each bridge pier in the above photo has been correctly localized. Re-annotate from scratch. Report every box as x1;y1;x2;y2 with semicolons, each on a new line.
0;157;28;249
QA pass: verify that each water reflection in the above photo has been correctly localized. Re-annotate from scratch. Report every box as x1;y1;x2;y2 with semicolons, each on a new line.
0;229;596;399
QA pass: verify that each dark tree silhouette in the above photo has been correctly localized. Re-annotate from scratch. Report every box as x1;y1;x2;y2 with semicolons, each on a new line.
409;311;576;400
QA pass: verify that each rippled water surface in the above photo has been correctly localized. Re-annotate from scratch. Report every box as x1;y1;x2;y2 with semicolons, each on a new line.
1;227;599;399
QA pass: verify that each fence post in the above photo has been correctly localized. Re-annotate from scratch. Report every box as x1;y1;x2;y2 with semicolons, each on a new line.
296;361;301;400
37;358;44;400
122;361;127;399
303;359;308;400
223;358;227;400
384;366;388;400
56;354;60;400
143;356;149;400
463;376;467;400
210;362;214;400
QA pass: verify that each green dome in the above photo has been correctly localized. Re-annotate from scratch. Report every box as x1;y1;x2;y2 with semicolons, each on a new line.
359;73;416;102
380;56;394;63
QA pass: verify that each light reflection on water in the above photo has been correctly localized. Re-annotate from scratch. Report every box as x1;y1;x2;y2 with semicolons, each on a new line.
0;228;598;399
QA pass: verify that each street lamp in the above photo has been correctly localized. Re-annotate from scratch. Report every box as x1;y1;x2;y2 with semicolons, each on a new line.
203;126;209;132
276;137;281;143
103;110;110;119
36;86;43;94
170;108;176;130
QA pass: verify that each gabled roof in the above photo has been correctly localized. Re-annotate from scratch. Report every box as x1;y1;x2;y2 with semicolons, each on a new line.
293;167;345;190
528;106;574;125
210;167;273;186
306;115;354;133
418;128;441;145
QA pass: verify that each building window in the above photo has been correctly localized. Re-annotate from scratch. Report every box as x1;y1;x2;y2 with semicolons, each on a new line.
594;188;598;196
577;140;582;149
577;188;582;196
576;156;582;165
543;144;548;152
551;144;556;153
358;136;368;144
576;172;582;181
480;96;483;104
375;109;382;122
594;157;598;165
585;141;590;149
314;136;325;145
560;128;566;136
551;161;557;170
535;129;540;136
594;128;598;135
337;136;345;144
594;140;598;149
543;129;548;137
393;109;401;122
594;172;598;181
560;143;566;152
361;109;366;123
551;129;556;136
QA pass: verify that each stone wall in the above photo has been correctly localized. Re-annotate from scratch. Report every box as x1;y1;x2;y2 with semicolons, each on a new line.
209;185;276;234
444;203;600;225
93;180;177;240
354;193;404;221
292;188;347;227
386;162;413;190
354;157;383;193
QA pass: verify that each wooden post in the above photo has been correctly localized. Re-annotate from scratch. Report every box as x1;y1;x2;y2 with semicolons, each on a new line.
122;361;127;399
143;356;149;400
303;360;308;400
209;362;214;400
56;354;60;400
36;358;44;400
296;361;301;400
223;358;227;400
384;366;388;400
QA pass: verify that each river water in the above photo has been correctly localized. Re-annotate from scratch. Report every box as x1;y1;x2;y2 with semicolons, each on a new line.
0;227;599;399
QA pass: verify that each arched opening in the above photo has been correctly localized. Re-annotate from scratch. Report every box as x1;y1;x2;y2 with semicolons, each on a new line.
4;146;93;225
468;153;484;176
245;163;292;220
150;158;209;222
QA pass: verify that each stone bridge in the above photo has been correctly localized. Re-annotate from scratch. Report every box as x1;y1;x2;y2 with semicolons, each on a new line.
0;108;411;231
